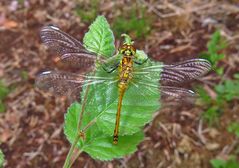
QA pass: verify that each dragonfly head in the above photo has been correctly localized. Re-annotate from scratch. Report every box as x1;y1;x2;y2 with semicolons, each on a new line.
120;44;136;56
119;34;136;56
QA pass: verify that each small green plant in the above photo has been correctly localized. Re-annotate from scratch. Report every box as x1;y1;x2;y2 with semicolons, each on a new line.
198;73;239;125
112;6;154;39
197;32;239;125
0;80;10;113
201;106;221;126
75;0;100;23
0;149;4;168
227;122;239;138
200;30;227;75
210;156;239;168
215;74;239;102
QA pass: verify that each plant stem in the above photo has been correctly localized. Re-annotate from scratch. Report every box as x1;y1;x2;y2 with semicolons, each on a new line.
77;84;91;131
77;69;97;132
69;149;82;167
63;135;81;168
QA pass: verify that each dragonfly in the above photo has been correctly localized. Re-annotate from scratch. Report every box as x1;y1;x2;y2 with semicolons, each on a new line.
36;25;211;144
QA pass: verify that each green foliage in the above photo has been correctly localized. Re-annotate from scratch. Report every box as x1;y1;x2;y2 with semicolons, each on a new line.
202;107;221;126
0;80;10;113
197;30;237;125
83;15;115;57
0;149;4;168
112;6;154;39
135;50;148;64
75;0;99;23
198;73;239;125
64;103;144;160
210;156;239;168
227;122;239;138
199;30;227;75
215;74;239;102
64;16;161;161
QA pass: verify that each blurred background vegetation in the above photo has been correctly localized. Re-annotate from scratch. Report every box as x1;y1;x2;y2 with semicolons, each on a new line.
0;0;239;167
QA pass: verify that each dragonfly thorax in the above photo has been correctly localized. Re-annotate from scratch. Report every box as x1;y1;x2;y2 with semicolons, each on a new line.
119;44;136;57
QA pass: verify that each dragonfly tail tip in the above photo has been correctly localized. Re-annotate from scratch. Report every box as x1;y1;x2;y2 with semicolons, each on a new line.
113;135;118;145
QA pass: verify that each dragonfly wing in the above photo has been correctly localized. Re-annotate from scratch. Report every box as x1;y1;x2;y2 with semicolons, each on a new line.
35;70;112;102
160;85;195;98
138;59;211;84
133;79;196;102
160;86;197;104
160;59;211;84
40;25;100;68
133;58;211;103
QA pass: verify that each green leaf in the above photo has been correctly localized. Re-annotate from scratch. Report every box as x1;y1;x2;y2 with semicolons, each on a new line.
64;102;144;160
83;16;115;57
82;132;144;160
215;79;239;102
0;149;4;168
210;156;239;168
196;86;211;105
215;67;224;75
64;103;84;148
202;106;221;126
208;30;226;54
134;50;148;64
200;30;226;70
234;73;239;79
210;159;226;168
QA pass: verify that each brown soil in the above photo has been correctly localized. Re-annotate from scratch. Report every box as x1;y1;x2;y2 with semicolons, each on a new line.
0;0;239;167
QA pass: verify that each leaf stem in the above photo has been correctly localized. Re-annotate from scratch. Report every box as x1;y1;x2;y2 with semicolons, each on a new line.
69;149;82;167
82;118;97;132
77;84;91;131
77;70;97;132
63;134;81;168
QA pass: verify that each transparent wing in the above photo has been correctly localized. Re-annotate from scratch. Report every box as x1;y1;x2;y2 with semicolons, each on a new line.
161;59;211;84
138;59;211;84
133;59;211;101
135;59;211;85
35;71;116;102
159;86;196;103
40;25;102;69
133;79;196;101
